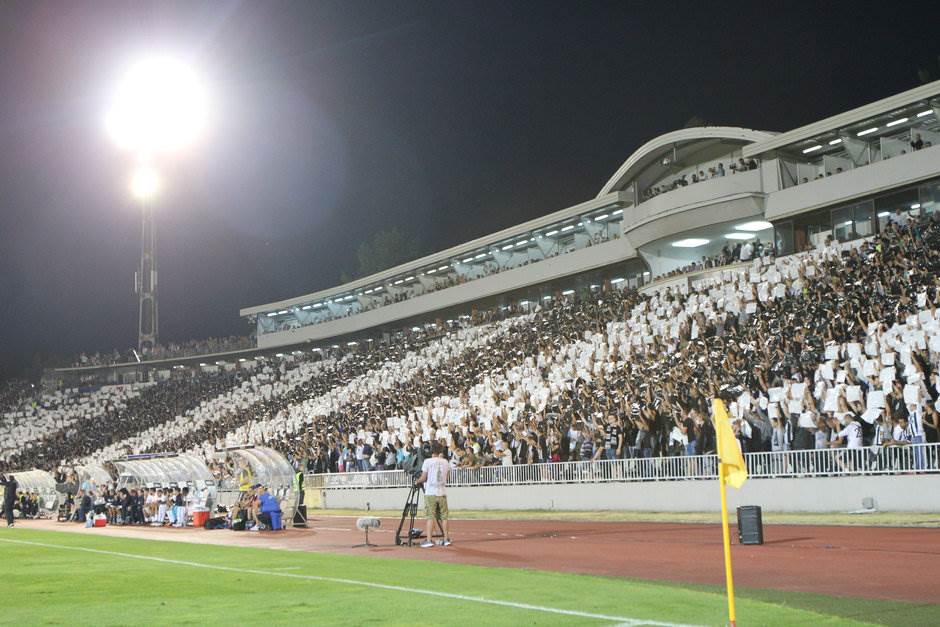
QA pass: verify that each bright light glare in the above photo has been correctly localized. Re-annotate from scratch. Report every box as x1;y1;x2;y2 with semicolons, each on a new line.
106;57;207;153
129;165;161;200
725;232;755;240
671;238;710;248
735;220;773;232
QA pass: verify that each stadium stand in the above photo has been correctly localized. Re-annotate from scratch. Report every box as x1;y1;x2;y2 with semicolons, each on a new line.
0;384;147;471
3;82;940;488
212;214;940;472
4;210;933;481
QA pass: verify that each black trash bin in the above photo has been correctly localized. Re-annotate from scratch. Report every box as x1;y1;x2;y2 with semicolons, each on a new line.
736;505;763;545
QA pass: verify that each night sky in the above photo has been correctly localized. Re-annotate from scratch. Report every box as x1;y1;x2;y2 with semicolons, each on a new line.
1;1;939;379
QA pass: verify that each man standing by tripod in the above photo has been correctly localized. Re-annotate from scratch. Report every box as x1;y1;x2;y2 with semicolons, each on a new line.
415;441;452;548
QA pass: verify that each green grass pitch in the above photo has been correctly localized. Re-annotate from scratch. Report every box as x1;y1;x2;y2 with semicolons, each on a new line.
0;528;935;626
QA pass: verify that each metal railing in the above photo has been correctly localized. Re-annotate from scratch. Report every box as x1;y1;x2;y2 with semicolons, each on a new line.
306;443;940;490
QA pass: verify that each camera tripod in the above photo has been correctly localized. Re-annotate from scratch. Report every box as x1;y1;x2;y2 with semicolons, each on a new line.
394;480;444;546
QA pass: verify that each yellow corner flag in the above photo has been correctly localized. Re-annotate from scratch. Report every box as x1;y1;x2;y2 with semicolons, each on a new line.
713;399;748;489
712;398;747;627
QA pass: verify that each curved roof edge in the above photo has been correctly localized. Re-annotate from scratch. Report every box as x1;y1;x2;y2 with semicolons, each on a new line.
597;126;776;198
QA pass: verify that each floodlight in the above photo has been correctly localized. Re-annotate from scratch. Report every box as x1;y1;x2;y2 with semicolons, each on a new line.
671;238;709;248
130;165;161;200
734;221;773;232
725;233;755;240
105;56;207;153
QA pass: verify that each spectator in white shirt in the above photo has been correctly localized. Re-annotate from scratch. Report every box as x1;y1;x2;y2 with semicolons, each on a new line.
739;240;754;262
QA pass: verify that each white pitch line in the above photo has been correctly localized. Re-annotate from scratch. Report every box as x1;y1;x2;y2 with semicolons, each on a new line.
0;537;698;627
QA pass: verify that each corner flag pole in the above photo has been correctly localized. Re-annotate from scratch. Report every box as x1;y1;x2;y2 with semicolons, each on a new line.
719;463;737;627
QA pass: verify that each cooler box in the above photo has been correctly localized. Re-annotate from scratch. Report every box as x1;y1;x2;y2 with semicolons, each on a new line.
192;509;210;528
270;511;282;530
736;505;764;545
93;517;107;528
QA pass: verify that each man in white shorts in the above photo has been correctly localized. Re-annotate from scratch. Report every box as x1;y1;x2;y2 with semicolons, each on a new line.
416;441;452;547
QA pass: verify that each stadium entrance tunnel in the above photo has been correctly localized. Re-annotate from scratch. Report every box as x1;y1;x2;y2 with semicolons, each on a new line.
9;469;59;514
113;454;217;511
214;446;299;525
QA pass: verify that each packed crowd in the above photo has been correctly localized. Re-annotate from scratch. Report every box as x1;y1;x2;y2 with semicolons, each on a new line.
0;384;146;470
253;209;940;473
3;209;940;482
0;371;246;472
0;379;36;414
94;314;532;470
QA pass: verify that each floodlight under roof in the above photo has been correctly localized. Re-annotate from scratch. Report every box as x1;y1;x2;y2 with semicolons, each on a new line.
671;238;709;248
734;221;773;232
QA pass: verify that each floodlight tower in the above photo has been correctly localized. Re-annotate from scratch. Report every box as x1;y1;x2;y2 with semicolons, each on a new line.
131;166;161;353
105;56;207;355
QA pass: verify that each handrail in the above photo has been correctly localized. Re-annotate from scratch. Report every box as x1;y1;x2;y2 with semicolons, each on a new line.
306;443;940;490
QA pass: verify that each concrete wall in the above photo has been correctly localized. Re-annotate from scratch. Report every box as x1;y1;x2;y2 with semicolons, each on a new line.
316;474;940;513
624;170;764;250
258;235;636;348
765;144;940;221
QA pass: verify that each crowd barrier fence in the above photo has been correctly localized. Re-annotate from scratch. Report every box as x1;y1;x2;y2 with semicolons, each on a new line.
305;443;940;490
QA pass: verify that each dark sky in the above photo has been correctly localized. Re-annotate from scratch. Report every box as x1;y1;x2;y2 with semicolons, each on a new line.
1;1;939;379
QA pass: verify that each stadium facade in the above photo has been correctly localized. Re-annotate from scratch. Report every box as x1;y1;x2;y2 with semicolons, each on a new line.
47;79;940;382
243;80;940;351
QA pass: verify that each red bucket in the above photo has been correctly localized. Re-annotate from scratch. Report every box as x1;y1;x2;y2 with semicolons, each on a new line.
192;510;210;528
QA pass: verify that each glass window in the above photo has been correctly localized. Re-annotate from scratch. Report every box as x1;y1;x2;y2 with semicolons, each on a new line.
919;180;940;215
875;188;919;233
853;201;875;237
774;221;794;255
831;206;853;242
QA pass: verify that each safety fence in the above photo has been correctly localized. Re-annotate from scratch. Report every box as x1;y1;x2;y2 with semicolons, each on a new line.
306;443;940;490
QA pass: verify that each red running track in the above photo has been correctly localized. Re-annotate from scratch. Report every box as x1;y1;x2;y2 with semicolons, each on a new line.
24;517;940;604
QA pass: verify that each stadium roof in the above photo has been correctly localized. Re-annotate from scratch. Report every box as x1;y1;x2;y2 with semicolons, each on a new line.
742;79;940;158
240;190;630;317
596;126;775;197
